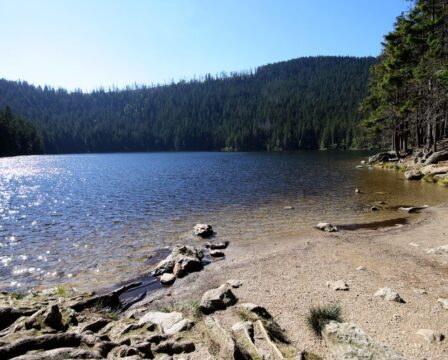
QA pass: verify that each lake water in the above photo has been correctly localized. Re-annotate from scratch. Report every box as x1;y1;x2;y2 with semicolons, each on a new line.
1;152;448;292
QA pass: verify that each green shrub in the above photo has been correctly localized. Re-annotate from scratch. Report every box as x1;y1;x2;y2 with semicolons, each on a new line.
307;304;342;336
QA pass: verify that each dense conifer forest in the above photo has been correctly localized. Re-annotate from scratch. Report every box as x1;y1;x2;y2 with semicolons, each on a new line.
0;106;43;157
361;0;448;153
0;56;375;154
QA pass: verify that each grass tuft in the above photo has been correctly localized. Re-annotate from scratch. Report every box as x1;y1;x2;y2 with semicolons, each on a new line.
159;299;201;318
306;304;342;336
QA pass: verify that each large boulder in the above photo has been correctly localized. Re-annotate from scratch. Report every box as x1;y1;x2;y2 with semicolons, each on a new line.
193;224;214;238
151;245;203;277
424;150;448;165
420;164;448;175
323;322;406;359
199;284;238;314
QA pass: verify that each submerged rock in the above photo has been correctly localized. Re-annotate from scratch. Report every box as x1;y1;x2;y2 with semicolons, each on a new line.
323;322;406;360
193;224;213;238
315;222;338;232
374;288;405;303
199;284;237;314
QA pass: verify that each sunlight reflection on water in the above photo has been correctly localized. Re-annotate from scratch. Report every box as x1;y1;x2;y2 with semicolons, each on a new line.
1;152;448;292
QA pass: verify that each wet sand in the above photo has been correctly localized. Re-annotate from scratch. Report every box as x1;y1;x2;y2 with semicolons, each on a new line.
138;203;448;359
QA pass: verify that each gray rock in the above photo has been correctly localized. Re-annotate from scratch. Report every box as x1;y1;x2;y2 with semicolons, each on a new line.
399;205;428;213
160;273;175;285
416;329;445;343
193;223;213;238
424;149;448;165
356;266;366;271
199;284;238;314
326;280;349;291
437;298;448;309
153;340;195;355
205;241;229;250
315;222;338;232
237;303;272;319
368;152;396;164
137;311;193;335
210;250;225;257
151;245;203;277
12;347;101;359
0;307;37;331
404;169;423;180
374;288;405;303
283;206;295;210
427;245;448;255
226;279;243;288
323;321;406;360
42;304;65;332
79;318;110;333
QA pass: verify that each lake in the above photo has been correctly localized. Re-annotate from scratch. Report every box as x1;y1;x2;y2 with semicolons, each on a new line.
1;151;447;292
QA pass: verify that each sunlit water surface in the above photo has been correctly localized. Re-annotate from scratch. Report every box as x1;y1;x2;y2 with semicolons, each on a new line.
1;152;447;292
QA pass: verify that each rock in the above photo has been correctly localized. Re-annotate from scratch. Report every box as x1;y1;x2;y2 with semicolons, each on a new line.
323;322;406;359
283;206;294;210
326;280;349;291
210;250;225;258
413;288;427;295
79;318;110;333
160;273;175;285
426;245;448;255
205;241;229;250
404;169;423;180
193;224;213;238
355;188;361;194
437;298;448;309
12;347;101;359
315;222;338;232
153;340;195;355
137;311;193;335
398;205;428;213
424;150;448;165
237;303;272;319
151;245;204;277
370;206;379;212
44;306;66;331
226;279;243;288
361;160;366;164
199;284;238;314
0;307;37;331
204;316;246;359
368;152;396;164
374;288;405;303
356;266;366;271
416;329;445;343
421;164;448;175
108;345;140;358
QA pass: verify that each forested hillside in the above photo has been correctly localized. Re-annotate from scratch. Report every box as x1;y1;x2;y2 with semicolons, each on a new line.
361;0;448;153
0;56;375;153
0;106;43;157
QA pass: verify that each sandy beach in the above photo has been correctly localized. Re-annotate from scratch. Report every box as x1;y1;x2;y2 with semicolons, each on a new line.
139;203;448;359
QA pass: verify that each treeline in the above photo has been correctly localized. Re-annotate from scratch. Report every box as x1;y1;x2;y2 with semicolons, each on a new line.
0;56;375;153
0;106;43;157
360;0;448;153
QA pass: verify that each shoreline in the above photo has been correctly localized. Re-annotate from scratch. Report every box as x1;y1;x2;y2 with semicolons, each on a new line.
2;204;448;358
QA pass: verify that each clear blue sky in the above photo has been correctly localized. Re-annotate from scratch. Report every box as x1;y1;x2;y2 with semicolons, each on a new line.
0;0;409;91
